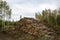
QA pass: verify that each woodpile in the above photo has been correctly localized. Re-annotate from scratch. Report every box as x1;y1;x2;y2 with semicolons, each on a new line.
3;17;60;40
15;17;57;39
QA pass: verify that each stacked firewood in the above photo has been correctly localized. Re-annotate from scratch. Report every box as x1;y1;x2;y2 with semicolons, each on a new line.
16;17;57;39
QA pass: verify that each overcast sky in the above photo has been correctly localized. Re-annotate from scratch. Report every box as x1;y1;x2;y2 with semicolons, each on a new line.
5;0;60;21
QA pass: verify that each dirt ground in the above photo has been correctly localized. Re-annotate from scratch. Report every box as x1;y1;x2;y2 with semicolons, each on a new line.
0;32;16;40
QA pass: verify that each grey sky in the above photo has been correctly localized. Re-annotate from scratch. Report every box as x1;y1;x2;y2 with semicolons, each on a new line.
5;0;60;21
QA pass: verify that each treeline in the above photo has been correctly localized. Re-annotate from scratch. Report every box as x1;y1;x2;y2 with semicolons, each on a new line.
35;9;60;26
0;20;17;27
0;0;12;28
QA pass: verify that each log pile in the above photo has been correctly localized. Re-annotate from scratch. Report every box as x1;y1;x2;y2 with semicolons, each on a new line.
15;17;58;40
